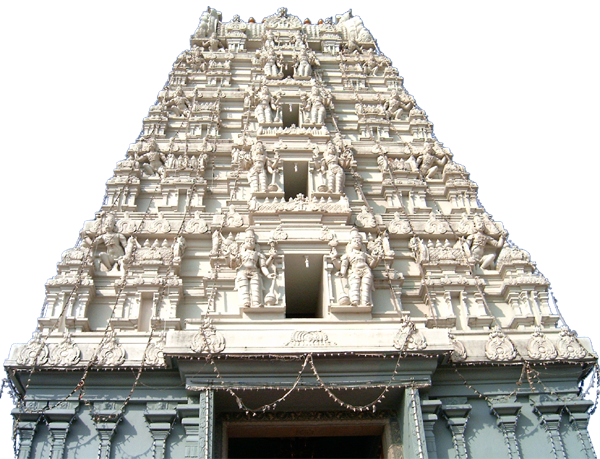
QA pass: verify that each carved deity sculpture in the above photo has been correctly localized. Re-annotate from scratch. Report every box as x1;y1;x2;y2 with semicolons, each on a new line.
294;48;319;79
137;138;167;177
194;7;221;38
416;142;448;179
383;89;415;120
257;48;283;79
254;86;281;124
247;141;273;193
165;87;192;117
321;141;345;194
202;32;223;52
337;229;381;307
229;229;276;308
302;86;333;125
91;213;127;271
464;215;506;270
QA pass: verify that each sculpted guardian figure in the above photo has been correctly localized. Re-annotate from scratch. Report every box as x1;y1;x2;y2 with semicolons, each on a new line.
303;86;332;125
92;213;127;271
337;230;381;307
464;215;506;270
254;86;280;124
229;229;276;308
136;137;166;177
416;142;448;179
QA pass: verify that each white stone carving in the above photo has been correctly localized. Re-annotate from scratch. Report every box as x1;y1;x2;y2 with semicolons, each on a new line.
17;332;49;366
190;317;226;353
485;327;516;361
144;332;166;367
184;212;209;234
556;327;587;359
388;212;411;234
336;229;381;307
49;333;81;366
228;229;276;308
449;333;467;362
393;320;427;351
424;212;449;234
96;331;125;366
285;330;334;347
416;142;448;180
356;206;377;228
146;213;171;234
464;215;506;270
527;327;557;360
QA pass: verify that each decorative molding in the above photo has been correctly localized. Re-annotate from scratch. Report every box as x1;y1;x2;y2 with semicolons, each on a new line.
485;326;516;361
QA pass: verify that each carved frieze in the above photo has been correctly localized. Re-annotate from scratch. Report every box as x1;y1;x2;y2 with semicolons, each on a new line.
16;332;49;366
485;327;516;361
190;317;226;353
527;328;557;360
556;327;588;359
96;332;126;366
393;320;426;351
284;330;334;347
49;333;81;366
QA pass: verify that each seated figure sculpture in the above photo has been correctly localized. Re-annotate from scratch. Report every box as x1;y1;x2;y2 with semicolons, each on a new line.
229;229;276;308
337;229;381;307
417;142;448;179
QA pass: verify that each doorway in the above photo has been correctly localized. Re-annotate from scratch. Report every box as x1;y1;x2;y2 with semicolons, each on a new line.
228;435;383;458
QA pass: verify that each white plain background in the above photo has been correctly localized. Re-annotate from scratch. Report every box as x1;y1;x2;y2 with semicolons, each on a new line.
0;1;600;457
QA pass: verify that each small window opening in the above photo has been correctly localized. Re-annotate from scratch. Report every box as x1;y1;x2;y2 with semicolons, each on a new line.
282;63;294;79
282;104;300;128
284;254;323;318
283;161;308;200
138;293;153;332
177;190;187;212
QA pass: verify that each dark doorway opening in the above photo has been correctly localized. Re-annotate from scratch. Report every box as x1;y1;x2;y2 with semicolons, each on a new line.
228;435;383;458
284;254;323;318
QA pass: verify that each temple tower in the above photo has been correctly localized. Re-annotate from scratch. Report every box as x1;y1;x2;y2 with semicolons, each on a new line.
5;7;597;459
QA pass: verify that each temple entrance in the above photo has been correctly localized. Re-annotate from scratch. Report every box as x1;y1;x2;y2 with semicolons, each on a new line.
228;435;383;458
226;423;384;458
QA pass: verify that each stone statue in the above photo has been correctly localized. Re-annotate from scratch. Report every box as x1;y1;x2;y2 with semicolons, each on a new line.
247;141;269;193
229;229;276;308
257;48;283;79
254;86;281;124
336;229;381;307
91;213;127;271
137;138;167;177
293;48;319;79
383;89;415;120
302;86;333;125
194;7;221;38
319;141;346;194
464;215;506;270
165;87;192;117
416;142;448;179
202;32;223;52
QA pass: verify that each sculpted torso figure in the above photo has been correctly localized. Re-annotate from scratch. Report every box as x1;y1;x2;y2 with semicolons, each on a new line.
138;140;166;177
254;86;275;124
248;141;268;192
230;230;275;308
322;141;345;194
92;214;127;271
465;216;506;270
294;49;312;78
306;87;329;125
337;231;380;307
417;142;447;179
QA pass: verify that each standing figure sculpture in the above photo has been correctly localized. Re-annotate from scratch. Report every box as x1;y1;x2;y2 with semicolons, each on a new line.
247;141;269;193
229;229;276;308
294;48;319;79
337;230;381;307
464;215;506;270
91;213;127;272
254;86;277;124
303;86;332;125
383;89;415;120
321;141;346;194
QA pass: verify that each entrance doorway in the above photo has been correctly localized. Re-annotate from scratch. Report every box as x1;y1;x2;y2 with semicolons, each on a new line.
228;435;383;458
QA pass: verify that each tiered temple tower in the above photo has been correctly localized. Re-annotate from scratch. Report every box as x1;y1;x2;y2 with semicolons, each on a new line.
5;7;597;459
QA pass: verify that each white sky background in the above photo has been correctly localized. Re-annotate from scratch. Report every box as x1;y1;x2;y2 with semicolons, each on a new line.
0;1;600;458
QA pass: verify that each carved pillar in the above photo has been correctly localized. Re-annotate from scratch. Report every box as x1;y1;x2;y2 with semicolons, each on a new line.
399;387;428;459
144;403;177;459
45;401;79;459
421;399;442;459
533;401;566;459
441;403;471;459
565;400;595;459
490;402;521;459
178;393;215;459
93;404;122;459
11;408;40;459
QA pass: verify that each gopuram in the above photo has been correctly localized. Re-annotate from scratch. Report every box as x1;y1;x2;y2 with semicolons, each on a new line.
4;7;597;459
